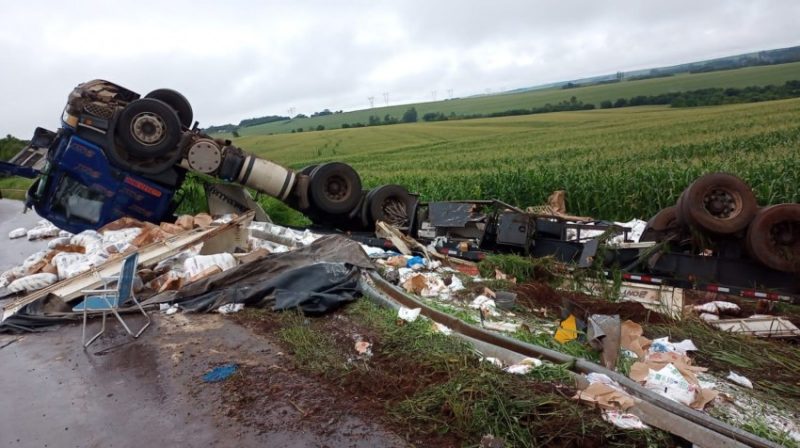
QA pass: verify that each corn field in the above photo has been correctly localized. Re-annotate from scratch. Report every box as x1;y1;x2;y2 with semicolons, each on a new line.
239;99;800;221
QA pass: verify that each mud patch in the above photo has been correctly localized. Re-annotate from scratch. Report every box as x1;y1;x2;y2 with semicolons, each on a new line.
516;282;668;323
234;304;665;447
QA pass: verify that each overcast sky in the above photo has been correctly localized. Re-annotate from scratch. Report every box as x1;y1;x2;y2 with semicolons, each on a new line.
1;0;798;137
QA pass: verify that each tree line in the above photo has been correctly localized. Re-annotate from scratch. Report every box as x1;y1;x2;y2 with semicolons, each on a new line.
0;135;26;161
334;80;800;129
599;80;800;108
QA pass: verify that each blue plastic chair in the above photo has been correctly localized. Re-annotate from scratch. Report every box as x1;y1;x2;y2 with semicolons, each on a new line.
73;252;150;347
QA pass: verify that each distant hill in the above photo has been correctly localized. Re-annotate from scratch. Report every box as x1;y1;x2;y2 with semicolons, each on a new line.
512;44;800;92
210;61;800;137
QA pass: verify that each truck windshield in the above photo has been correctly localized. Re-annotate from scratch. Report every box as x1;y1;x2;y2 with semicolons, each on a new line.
52;175;104;224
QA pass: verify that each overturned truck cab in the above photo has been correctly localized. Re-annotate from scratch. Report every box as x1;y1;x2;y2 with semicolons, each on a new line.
1;80;408;234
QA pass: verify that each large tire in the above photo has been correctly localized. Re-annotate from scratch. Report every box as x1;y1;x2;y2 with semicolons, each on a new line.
640;206;678;242
145;89;193;128
309;162;362;215
745;204;800;272
367;184;415;227
675;173;757;235
116;98;181;158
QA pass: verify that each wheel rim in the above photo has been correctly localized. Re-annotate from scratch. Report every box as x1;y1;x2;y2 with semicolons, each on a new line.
130;112;167;146
702;188;742;220
381;197;409;226
747;205;800;272
769;220;798;250
324;175;349;202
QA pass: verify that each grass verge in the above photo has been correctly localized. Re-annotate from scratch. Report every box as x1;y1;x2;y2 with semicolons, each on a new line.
236;300;671;447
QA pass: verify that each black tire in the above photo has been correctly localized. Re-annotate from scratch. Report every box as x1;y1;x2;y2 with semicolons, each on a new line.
105;142;182;175
145;89;193;128
367;184;415;227
360;188;377;227
746;204;800;272
675;173;757;235
116;98;181;158
309;162;362;215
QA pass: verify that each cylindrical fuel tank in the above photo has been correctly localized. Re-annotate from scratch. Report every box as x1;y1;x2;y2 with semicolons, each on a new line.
236;155;297;201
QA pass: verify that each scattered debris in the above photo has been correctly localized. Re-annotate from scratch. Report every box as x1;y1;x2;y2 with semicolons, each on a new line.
622;320;718;410
433;322;453;335
8;227;26;239
479;434;505;448
602;410;649;430
354;340;372;357
160;304;180;315
587;314;621;370
397;306;421;322
554;314;579;344
481;357;503;368
711;316;800;338
216;303;245;314
493;291;517;310
503;357;543;375
726;371;754;389
202;363;239;383
693;301;741;316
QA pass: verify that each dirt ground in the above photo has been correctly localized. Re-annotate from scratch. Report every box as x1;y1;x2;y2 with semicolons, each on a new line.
515;281;669;324
0;314;406;448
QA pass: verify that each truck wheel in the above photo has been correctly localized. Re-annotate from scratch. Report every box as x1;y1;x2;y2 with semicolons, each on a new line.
676;173;757;235
106;143;182;175
117;98;181;158
746;204;800;272
145;89;194;128
309;162;362;215
640;206;678;242
367;184;415;227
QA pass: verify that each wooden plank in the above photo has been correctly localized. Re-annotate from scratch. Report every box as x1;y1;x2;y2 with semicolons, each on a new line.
1;212;254;322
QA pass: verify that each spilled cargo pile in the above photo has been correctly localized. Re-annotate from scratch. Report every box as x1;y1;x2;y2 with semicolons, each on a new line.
2;210;799;447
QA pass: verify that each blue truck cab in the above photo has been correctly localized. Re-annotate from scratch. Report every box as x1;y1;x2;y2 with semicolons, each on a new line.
25;131;175;234
2;80;191;233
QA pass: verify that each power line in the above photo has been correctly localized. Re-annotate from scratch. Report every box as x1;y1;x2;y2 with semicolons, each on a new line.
368;96;375;108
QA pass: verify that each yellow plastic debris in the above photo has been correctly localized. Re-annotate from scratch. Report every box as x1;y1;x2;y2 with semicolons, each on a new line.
554;314;579;344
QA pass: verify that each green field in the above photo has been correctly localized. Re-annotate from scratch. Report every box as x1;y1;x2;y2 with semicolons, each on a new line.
225;61;800;136
236;98;800;221
3;95;798;223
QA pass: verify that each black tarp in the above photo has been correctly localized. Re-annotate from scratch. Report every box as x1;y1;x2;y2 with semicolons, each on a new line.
173;262;361;314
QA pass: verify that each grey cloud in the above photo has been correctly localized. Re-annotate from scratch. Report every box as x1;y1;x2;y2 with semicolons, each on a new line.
1;0;798;136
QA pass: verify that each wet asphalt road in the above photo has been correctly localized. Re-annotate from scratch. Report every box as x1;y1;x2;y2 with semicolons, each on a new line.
0;199;50;272
0;201;406;448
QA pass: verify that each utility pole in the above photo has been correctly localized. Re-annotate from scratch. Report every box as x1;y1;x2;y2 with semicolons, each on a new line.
368;96;375;108
383;92;389;106
447;88;453;99
431;90;437;101
288;107;295;117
